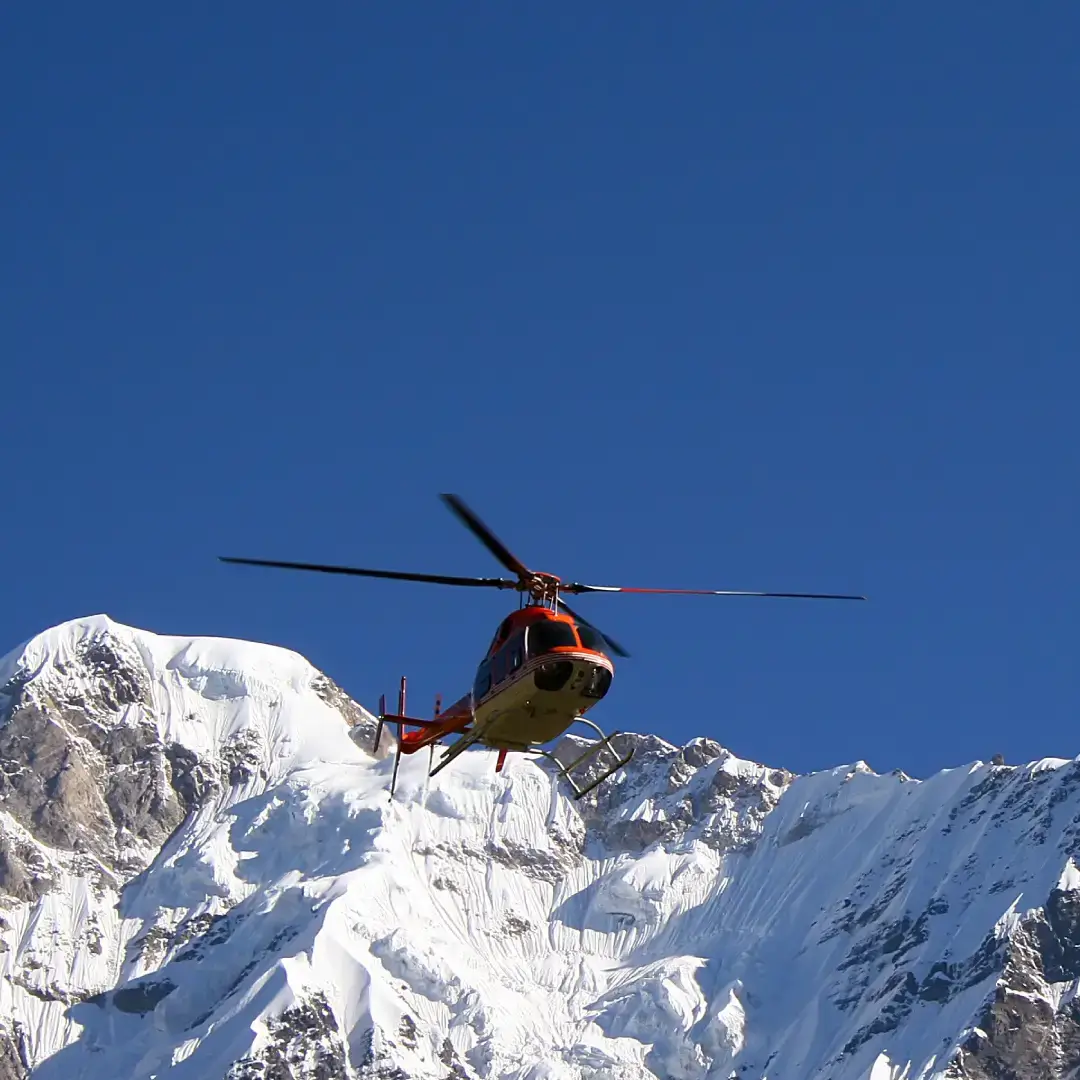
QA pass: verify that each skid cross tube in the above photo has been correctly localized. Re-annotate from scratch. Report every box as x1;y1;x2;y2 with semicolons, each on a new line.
533;720;636;800
560;735;616;777
533;740;634;800
572;743;636;799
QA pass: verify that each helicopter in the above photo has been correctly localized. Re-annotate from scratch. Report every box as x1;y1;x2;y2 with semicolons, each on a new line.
221;494;865;800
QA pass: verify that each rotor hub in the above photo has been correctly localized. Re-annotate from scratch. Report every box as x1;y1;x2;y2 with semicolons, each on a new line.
526;572;561;602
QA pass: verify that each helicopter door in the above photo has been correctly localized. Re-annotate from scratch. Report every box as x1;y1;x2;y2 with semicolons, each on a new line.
492;632;524;687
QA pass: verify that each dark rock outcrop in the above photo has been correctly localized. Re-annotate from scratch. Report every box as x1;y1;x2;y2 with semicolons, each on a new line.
312;673;379;750
948;886;1080;1077
225;993;349;1080
0;1022;28;1080
0;831;54;902
566;731;792;855
0;630;372;902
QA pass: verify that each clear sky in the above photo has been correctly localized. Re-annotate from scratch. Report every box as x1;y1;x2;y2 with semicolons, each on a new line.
3;4;1078;780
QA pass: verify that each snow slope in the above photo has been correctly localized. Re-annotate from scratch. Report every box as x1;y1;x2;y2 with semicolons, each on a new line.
2;616;1080;1079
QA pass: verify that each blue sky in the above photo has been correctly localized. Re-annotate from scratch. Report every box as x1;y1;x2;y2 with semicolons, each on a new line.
3;4;1078;779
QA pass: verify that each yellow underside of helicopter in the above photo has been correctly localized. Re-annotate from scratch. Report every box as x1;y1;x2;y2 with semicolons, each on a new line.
472;653;613;750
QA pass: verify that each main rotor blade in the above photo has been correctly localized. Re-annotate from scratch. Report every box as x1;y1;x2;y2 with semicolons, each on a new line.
563;584;867;601
440;494;531;581
557;598;630;659
220;556;517;590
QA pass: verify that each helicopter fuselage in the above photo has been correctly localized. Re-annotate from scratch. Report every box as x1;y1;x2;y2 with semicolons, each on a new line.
428;605;615;752
376;604;625;798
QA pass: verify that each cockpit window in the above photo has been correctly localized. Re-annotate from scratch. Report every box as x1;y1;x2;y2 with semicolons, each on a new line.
574;623;608;655
474;662;492;700
526;621;579;656
488;616;516;653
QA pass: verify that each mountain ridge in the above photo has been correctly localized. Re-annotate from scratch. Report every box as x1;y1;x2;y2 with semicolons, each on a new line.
1;615;1078;1079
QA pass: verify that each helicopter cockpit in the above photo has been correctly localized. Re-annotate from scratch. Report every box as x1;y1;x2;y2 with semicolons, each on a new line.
486;614;608;659
525;620;577;654
572;622;609;655
474;612;613;703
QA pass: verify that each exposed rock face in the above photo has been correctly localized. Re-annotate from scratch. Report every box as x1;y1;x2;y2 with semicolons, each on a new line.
0;1021;28;1080
311;673;379;746
0;831;54;904
0;629;199;887
225;993;350;1080
565;731;793;855
947;885;1080;1078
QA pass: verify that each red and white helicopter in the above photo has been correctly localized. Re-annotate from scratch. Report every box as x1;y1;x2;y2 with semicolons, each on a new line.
222;495;864;799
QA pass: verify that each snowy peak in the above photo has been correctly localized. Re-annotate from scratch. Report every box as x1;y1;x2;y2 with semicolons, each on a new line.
2;616;1080;1079
0;613;375;760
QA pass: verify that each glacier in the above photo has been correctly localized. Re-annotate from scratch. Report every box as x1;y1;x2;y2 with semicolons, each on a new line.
1;615;1079;1078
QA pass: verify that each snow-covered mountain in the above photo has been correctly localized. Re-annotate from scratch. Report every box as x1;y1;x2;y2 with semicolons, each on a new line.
1;617;1079;1079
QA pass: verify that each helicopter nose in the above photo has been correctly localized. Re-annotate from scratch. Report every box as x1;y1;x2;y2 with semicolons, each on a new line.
532;657;612;701
569;661;612;701
534;660;574;691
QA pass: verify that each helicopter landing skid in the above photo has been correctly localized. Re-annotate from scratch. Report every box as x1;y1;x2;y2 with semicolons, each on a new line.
428;726;485;779
534;720;635;800
426;721;633;800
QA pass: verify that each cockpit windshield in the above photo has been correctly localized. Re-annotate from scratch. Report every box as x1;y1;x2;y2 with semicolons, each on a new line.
526;620;579;657
574;623;608;655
